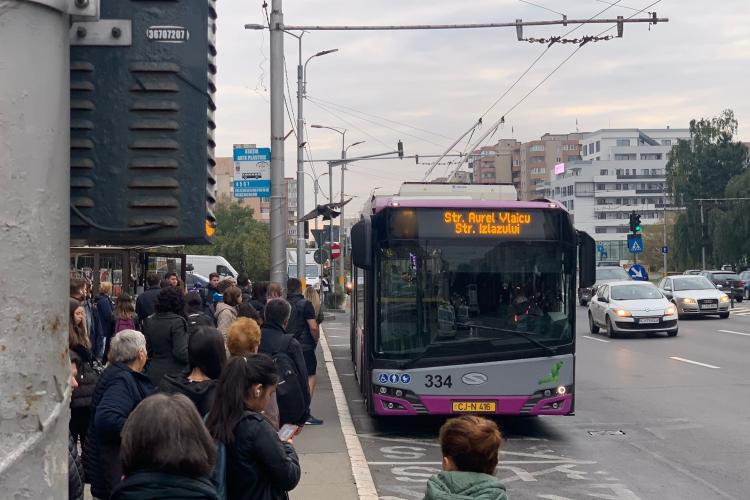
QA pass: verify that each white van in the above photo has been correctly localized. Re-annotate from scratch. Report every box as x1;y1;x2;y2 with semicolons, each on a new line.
186;255;239;279
287;249;320;289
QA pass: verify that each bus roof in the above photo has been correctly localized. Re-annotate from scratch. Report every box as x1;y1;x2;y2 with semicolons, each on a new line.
370;196;567;214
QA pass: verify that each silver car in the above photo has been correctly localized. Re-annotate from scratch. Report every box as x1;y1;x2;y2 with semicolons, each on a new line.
588;281;678;338
658;275;731;318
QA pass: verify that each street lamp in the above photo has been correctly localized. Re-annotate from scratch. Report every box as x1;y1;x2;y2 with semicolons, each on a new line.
310;124;365;287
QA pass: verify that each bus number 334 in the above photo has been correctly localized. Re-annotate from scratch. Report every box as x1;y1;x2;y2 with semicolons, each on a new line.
424;374;453;388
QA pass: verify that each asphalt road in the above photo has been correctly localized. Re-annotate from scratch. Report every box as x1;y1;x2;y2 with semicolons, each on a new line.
323;304;750;500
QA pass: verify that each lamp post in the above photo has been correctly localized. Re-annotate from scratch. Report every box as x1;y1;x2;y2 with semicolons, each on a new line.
311;124;365;288
296;46;337;284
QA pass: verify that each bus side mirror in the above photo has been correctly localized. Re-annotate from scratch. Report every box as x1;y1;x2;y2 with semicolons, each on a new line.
578;231;596;288
351;217;372;270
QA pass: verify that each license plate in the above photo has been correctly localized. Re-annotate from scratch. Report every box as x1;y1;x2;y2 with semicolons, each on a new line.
638;318;659;324
700;304;718;309
452;401;496;413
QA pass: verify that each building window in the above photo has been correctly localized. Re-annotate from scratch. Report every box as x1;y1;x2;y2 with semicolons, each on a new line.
530;144;545;152
529;156;545;164
615;154;637;161
512;159;520;167
615;183;621;190
597;183;605;190
599;169;609;176
595;227;607;234
569;199;574;210
616;139;631;147
596;141;601;153
641;153;663;160
662;139;672;146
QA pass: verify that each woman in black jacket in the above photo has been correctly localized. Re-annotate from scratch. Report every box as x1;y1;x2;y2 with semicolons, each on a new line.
111;393;219;500
206;355;301;500
84;330;154;499
160;327;227;416
69;299;99;450
142;286;189;386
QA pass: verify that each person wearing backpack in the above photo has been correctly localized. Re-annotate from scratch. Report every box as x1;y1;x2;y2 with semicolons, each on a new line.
186;291;217;334
284;278;322;425
114;293;139;334
259;298;310;427
205;355;300;500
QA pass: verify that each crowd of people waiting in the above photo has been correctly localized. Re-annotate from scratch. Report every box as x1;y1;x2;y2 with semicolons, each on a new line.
67;272;509;500
67;272;324;500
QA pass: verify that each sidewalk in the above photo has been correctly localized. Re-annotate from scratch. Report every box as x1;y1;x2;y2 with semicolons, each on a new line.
290;326;377;500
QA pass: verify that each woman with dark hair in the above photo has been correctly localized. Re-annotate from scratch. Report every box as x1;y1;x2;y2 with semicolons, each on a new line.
249;282;268;323
113;293;139;334
160;327;227;416
215;286;242;341
237;302;261;325
186;291;216;334
111;393;219;500
69;298;100;451
422;415;507;500
206;355;301;500
142;286;189;386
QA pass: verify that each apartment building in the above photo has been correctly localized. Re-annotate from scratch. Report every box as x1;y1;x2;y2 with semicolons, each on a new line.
549;128;690;261
469;140;518;185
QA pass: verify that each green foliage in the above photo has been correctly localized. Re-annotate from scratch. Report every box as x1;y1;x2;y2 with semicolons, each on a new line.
186;200;271;282
666;109;748;268
638;213;675;273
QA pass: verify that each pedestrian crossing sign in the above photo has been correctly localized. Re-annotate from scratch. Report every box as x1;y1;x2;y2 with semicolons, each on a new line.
627;234;644;254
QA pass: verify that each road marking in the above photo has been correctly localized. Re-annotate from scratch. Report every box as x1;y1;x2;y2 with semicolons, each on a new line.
320;327;379;499
669;356;720;369
329;343;350;347
718;329;750;337
583;335;610;343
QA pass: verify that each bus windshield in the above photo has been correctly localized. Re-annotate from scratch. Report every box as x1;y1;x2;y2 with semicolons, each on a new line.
376;240;574;359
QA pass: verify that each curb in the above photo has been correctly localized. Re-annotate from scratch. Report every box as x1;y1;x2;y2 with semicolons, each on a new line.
319;327;379;500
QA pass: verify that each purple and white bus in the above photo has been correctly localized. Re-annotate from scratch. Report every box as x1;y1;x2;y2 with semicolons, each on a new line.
349;183;595;417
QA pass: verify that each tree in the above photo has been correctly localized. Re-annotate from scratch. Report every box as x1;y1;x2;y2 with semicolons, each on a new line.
186;200;271;282
638;212;676;274
666;109;748;268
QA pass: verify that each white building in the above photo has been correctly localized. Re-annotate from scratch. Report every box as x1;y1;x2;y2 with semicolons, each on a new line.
550;128;689;262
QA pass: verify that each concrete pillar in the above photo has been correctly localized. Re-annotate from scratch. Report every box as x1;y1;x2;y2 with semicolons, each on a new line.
0;1;71;497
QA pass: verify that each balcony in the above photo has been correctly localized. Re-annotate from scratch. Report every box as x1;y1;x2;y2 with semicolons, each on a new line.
635;189;665;194
616;173;664;179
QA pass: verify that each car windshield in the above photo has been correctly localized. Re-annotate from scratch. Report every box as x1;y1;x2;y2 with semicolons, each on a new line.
596;268;629;280
673;277;715;291
713;273;740;280
611;284;662;300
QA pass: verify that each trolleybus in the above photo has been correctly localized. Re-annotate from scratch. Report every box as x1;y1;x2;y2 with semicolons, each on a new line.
349;183;595;416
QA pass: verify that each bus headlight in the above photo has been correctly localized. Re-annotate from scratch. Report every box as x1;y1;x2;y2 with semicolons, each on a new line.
556;386;567;395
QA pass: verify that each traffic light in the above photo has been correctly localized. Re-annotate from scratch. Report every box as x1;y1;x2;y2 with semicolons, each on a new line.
629;212;642;234
70;0;217;245
397;140;404;159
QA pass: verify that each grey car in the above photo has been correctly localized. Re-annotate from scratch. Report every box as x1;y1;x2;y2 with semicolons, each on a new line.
588;281;678;338
658;275;731;319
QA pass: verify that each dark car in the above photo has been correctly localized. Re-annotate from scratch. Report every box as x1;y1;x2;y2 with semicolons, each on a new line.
699;271;744;302
578;266;631;306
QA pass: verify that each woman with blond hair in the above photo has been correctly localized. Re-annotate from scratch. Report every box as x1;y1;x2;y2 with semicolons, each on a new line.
304;285;324;324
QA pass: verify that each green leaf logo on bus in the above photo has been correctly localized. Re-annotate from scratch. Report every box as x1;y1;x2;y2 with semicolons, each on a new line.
538;361;564;385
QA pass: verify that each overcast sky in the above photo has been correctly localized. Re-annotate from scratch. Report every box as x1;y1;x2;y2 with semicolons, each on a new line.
214;0;750;214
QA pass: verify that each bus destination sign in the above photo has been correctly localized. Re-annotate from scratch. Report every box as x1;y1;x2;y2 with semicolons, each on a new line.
443;210;532;236
387;208;559;240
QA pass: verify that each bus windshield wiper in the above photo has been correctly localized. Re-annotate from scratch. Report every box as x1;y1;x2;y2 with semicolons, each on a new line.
398;344;445;371
457;322;559;356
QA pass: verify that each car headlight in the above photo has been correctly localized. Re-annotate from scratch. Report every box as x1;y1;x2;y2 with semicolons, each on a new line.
719;294;731;303
613;308;632;317
680;297;696;305
665;305;677;316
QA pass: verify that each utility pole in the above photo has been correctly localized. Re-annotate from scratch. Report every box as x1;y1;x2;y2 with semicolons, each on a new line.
700;199;706;270
0;0;89;495
296;36;306;285
340;141;346;287
328;160;335;295
269;0;287;284
663;188;668;276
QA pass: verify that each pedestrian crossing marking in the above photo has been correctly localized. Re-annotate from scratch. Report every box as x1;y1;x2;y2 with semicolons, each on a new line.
730;307;750;316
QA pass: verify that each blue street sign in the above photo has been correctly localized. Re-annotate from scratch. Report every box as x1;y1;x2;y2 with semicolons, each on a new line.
627;234;644;254
233;180;270;198
232;147;270;162
628;263;648;281
661;245;669;254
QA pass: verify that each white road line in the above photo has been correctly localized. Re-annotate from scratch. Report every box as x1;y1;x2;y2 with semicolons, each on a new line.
329;344;350;347
583;335;610;343
669;356;720;369
319;328;379;500
718;329;750;337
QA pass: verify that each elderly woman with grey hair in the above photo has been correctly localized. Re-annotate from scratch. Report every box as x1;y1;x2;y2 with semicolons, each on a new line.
83;330;155;500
